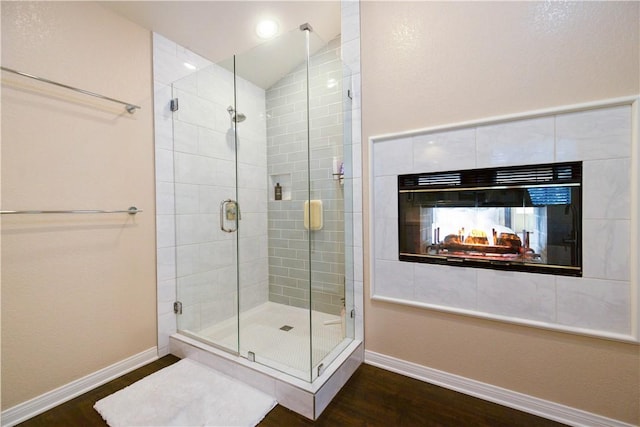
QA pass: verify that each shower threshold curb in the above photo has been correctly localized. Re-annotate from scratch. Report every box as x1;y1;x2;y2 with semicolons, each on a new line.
170;334;363;420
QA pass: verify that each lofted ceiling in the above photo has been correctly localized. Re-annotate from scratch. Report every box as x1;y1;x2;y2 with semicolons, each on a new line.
99;1;342;89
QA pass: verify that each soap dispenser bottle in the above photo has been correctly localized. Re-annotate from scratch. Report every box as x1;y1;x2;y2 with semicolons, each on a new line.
275;182;282;200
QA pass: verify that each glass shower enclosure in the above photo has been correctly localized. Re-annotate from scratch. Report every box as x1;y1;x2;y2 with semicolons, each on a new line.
170;25;354;382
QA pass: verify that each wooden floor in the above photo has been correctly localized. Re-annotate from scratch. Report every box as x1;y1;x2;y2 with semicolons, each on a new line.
19;355;567;426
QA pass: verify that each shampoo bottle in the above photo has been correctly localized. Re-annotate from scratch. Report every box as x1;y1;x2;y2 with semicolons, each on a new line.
275;182;282;200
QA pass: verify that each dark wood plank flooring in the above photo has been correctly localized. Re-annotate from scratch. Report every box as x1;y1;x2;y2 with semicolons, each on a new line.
19;355;566;426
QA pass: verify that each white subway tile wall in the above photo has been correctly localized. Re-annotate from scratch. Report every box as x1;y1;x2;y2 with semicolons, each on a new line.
372;104;633;336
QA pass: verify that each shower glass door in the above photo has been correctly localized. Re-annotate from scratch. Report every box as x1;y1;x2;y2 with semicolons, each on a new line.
233;27;313;380
171;62;240;354
171;25;354;382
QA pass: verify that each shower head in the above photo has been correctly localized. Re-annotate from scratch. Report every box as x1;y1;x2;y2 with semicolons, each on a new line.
227;105;247;123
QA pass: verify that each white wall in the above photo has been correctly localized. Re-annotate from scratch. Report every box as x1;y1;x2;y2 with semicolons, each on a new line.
1;1;156;410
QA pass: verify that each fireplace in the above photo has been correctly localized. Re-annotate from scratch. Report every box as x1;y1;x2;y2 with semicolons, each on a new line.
398;162;582;276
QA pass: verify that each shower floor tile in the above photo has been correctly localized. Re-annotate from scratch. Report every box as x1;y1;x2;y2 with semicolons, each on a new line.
194;302;344;378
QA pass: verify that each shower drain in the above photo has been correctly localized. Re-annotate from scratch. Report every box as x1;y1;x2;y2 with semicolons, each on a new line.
279;325;293;331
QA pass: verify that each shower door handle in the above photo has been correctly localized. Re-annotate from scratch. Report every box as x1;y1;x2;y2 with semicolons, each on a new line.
220;199;239;233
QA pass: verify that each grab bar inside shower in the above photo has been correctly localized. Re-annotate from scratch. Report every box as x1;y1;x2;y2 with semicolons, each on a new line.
1;66;141;114
0;206;143;215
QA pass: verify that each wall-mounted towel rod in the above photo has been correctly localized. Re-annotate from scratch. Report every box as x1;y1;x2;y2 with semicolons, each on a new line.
1;66;141;114
0;206;142;215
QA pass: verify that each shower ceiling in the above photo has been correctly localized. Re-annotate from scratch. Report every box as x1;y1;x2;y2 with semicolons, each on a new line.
99;1;341;88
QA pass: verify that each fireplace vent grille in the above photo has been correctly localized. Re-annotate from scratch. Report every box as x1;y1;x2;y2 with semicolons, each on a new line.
399;162;581;191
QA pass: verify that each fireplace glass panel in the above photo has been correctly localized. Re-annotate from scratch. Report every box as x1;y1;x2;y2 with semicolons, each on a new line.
398;162;582;276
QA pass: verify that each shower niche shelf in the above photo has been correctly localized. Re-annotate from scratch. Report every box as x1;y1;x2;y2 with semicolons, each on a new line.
269;173;292;201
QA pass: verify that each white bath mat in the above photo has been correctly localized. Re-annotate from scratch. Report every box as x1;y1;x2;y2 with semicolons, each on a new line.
94;358;277;427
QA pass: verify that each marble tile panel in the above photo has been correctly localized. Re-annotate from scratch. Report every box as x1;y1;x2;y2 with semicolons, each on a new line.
373;138;413;177
157;278;176;316
352;177;363;213
199;185;233;214
373;175;398;220
239;188;268;213
353;281;364;341
238;163;268;190
582;219;630;281
174;152;205;185
153;84;173;150
199;127;235;161
176;44;212;73
374;218;399;261
476;117;554;168
153;48;193;86
414;264;477;310
174;183;199;214
174;89;217;130
582;158;630;219
169;337;200;360
237;212;268;238
194;349;243;382
412;128;476;173
353;212;363;248
155;181;175;215
314;346;362;418
200;240;235;270
344;212;354;247
196;69;221;104
157;246;176;281
351;142;362;178
341;39;361;75
556;105;631;162
350;81;361;116
204;65;236;107
228;363;277;398
173;120;199;154
373;260;414;300
172;72;198;96
238;135;268;167
476;270;556;322
556;277;630;333
176;244;199;277
275;380;314;419
156;214;175;249
155;148;174;182
353;245;364;283
158;312;177;355
176;213;217;245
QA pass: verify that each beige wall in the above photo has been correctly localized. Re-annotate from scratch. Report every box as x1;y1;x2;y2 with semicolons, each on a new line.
361;1;639;424
1;2;156;409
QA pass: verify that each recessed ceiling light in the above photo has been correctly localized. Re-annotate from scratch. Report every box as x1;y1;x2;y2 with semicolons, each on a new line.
183;62;197;70
256;19;278;39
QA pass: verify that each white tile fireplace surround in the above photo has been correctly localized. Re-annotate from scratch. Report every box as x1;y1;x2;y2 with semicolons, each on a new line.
369;97;640;342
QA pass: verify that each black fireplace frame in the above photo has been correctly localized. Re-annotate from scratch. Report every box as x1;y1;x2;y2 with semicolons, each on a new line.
398;162;582;277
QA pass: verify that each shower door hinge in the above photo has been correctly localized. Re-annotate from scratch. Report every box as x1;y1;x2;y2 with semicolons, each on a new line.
347;89;353;100
170;98;179;112
350;309;356;319
173;301;183;315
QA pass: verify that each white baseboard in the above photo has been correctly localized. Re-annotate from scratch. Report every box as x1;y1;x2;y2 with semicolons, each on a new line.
1;347;158;427
364;350;634;427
